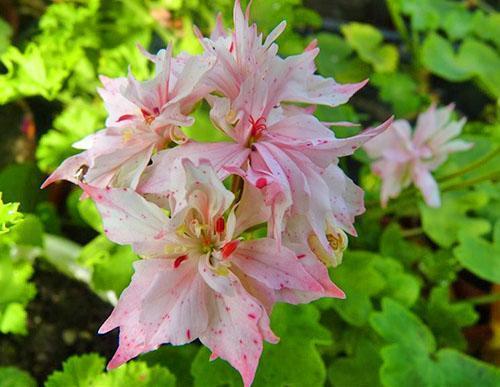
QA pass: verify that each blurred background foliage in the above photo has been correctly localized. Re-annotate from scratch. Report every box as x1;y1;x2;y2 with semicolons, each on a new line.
0;0;499;386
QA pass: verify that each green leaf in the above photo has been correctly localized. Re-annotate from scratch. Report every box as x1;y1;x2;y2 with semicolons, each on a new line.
10;215;44;248
0;194;22;234
78;234;137;296
341;23;399;73
456;38;500;99
0;255;36;335
94;361;176;387
191;348;241;387
441;7;474;41
379;223;429;266
371;298;500;387
0;367;37;387
92;244;137;295
371;299;436;352
400;0;442;31
315;33;353;75
372;257;420;307
420;191;491;248
0;163;43;212
77;196;103;232
371;73;425;118
0;18;12;56
36;100;105;174
378;344;444;387
436;349;500;386
139;345;199;387
328;334;382;387
0;303;28;335
314;32;370;83
44;354;106;387
371;299;441;387
45;353;176;387
420;286;478;350
421;33;471;82
183;106;232;143
328;251;386;326
471;12;500;48
191;304;331;386
453;220;500;283
419;249;460;284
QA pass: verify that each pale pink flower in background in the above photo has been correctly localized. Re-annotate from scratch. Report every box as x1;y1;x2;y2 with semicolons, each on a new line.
41;45;214;190
364;104;472;207
83;159;340;386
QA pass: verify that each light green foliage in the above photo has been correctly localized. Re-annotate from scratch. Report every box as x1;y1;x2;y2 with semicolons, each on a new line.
36;100;105;173
1;0;499;385
419;249;460;284
0;204;40;335
371;72;425;118
420;31;500;100
371;299;500;387
0;255;36;335
191;304;331;386
77;196;103;233
327;252;386;326
418;286;478;350
80;235;138;296
315;32;370;83
0;18;12;56
421;33;471;82
44;353;175;387
139;345;199;387
249;0;321;55
341;23;399;73
325;251;420;326
420;191;491;248
0;367;37;387
0;164;43;212
0;195;22;234
328;332;382;387
453;220;500;283
379;223;429;266
471;12;500;48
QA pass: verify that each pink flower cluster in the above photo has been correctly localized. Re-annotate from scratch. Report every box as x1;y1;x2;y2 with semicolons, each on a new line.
364;104;472;207
43;1;392;385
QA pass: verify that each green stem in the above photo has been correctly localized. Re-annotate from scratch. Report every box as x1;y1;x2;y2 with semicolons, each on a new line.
231;175;244;203
437;147;500;183
43;234;117;305
460;292;500;305
401;227;423;237
385;0;409;43
366;150;500;211
442;170;500;192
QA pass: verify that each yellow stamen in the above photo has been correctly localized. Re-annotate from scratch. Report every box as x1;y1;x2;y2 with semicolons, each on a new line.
164;244;188;254
308;227;348;267
215;265;230;276
122;129;133;142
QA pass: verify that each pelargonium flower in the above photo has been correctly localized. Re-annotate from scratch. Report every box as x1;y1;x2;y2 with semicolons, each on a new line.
364;104;472;207
83;159;343;386
42;45;214;190
138;0;393;261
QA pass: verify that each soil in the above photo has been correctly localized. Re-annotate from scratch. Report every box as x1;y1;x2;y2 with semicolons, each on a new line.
0;261;118;383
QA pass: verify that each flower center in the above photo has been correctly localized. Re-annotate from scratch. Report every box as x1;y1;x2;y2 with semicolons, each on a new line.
141;107;160;125
169;212;238;275
248;115;267;145
307;226;348;267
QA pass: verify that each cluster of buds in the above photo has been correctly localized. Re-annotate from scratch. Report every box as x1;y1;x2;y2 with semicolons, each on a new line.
43;1;393;385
